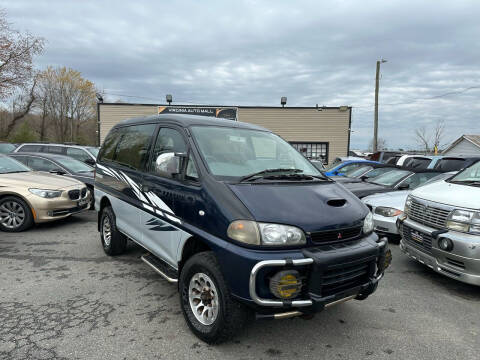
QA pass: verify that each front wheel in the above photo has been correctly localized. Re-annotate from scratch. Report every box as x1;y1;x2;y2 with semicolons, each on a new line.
179;251;252;344
0;196;34;232
100;206;127;255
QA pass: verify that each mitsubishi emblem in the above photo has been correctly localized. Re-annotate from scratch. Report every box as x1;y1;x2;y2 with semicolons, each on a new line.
337;232;342;239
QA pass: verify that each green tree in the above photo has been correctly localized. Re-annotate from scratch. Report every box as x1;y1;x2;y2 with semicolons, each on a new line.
11;121;38;143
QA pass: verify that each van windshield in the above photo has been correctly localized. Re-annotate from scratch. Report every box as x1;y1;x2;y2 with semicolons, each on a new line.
450;161;480;184
190;126;322;179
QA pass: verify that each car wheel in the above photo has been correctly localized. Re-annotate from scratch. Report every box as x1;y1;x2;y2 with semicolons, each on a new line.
100;206;126;255
179;251;252;344
0;196;34;232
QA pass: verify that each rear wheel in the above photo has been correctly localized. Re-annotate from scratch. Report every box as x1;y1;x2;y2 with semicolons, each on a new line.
179;251;252;344
0;196;34;232
100;206;127;255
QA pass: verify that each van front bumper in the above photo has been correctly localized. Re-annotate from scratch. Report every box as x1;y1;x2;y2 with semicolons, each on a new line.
245;235;390;313
398;218;480;286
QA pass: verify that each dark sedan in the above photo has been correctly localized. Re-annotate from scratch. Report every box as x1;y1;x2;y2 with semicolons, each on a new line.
341;168;442;198
9;152;95;208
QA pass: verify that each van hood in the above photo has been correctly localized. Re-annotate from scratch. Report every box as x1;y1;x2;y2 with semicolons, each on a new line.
411;180;480;210
227;182;368;233
0;171;83;189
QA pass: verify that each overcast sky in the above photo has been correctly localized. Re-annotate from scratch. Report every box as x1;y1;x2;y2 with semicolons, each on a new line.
4;0;480;149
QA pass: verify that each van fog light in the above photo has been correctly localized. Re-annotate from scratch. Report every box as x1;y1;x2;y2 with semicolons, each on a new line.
438;237;453;252
269;270;302;299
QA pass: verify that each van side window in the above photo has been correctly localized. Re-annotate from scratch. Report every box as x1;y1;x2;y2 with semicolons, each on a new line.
18;144;42;152
66;147;91;162
185;154;199;180
114;124;156;170
47;146;64;154
98;130;122;162
150;128;187;178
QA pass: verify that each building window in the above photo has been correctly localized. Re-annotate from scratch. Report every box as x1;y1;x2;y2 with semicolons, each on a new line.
290;142;329;164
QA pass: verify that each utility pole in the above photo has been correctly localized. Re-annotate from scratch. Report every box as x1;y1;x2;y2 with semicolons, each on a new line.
373;59;387;153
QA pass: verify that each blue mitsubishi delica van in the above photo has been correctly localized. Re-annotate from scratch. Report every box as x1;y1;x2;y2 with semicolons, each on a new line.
94;114;390;343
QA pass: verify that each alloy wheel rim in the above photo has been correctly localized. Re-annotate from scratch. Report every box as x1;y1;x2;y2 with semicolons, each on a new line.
102;216;112;246
0;201;25;229
188;272;219;325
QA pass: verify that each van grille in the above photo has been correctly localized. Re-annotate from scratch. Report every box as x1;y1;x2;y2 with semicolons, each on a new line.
321;257;373;297
408;199;451;229
402;225;433;255
310;226;362;244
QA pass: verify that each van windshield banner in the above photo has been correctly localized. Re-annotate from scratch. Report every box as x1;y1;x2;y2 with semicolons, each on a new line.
158;106;237;120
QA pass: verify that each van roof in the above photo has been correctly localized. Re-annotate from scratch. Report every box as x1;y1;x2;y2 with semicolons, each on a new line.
115;114;269;132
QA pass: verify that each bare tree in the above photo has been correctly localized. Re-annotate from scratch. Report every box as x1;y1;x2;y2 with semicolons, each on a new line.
432;120;446;152
368;137;387;152
0;9;44;100
415;121;446;154
415;126;431;153
4;75;37;138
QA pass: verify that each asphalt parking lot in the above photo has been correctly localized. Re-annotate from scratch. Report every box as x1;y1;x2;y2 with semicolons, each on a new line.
1;211;479;360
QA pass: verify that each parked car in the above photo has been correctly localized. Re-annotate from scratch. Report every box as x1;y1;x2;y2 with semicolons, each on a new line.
367;151;401;163
324;159;382;176
309;159;325;171
0;155;90;232
398;160;480;286
0;142;17;154
399;155;433;169
94;114;390;343
9;152;95;208
330;164;397;183
430;156;480;172
14;143;99;166
363;172;457;241
341;168;443;198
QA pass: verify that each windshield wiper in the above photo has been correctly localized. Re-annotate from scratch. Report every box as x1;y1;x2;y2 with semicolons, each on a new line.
240;168;303;182
263;173;331;182
450;180;480;186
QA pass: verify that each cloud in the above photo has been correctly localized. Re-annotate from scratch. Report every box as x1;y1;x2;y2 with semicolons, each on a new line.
5;0;480;149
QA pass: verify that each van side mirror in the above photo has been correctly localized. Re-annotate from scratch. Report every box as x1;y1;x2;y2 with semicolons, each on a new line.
155;152;186;177
50;168;66;175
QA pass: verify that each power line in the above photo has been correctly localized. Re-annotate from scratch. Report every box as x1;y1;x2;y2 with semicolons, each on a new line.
352;85;480;109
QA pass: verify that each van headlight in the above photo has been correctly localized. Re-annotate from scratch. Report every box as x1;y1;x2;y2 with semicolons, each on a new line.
29;188;63;198
363;212;374;234
227;220;306;246
446;210;480;234
404;196;412;214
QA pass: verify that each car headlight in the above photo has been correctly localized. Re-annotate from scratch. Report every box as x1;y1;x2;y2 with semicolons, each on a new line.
29;188;63;198
363;212;374;234
375;206;403;217
227;220;306;246
404;196;412;214
446;210;480;234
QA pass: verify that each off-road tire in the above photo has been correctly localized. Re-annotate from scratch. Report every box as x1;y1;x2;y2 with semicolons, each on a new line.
179;251;252;344
0;196;34;232
100;206;127;255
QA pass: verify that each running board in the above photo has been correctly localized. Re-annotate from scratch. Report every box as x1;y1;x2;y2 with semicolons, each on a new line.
141;253;178;283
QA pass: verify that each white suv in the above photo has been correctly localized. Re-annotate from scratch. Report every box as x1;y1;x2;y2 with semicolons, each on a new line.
398;160;480;285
